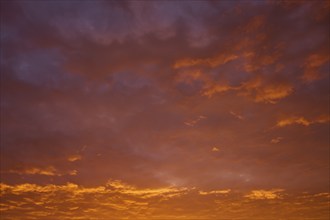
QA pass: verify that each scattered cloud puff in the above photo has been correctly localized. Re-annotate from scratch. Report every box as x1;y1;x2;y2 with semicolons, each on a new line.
184;115;206;127
199;189;231;195
302;53;329;82
67;154;82;162
238;78;294;104
270;137;283;144
173;53;238;69
211;147;220;152
244;189;284;200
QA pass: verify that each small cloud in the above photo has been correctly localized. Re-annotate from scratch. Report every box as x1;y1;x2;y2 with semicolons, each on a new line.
302;54;329;82
212;147;220;152
106;179;190;199
245;189;284;200
23;166;58;176
184;115;207;127
270;137;283;144
276;115;329;127
173;53;238;69
68;170;78;176
5;166;77;176
277;117;310;127
202;84;233;98
67;155;82;162
240;78;293;104
199;189;231;195
253;84;293;104
229;111;244;120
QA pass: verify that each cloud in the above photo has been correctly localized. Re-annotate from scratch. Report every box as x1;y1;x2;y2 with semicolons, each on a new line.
302;53;329;82
211;147;220;152
106;180;190;199
276;115;330;127
0;181;328;219
202;84;234;98
270;137;283;144
0;1;329;219
244;189;284;200
184;115;206;127
173;53;238;69
4;166;77;176
239;78;294;104
201;77;293;103
67;154;82;162
229;111;244;120
199;189;231;195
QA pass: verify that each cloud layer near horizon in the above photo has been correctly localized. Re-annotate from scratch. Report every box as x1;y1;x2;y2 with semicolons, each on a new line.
1;180;329;220
1;0;329;219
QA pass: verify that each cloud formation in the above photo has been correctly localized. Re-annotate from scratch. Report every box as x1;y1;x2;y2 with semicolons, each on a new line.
0;181;329;220
0;0;329;219
276;115;330;127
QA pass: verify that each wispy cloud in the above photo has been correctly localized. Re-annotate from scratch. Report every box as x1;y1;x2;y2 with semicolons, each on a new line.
67;154;82;162
276;115;330;127
4;166;77;176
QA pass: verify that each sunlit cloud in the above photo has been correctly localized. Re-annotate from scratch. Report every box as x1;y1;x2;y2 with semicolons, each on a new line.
244;189;284;200
276;115;330;127
211;147;220;152
270;137;283;144
3;166;77;176
302;53;329;82
229;111;244;120
199;189;231;195
67;154;82;162
239;79;294;104
173;53;238;69
202;84;234;98
1;182;328;219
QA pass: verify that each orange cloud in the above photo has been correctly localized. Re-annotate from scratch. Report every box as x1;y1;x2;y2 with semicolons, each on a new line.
0;181;328;219
202;84;234;98
5;166;77;176
173;53;238;69
199;75;293;103
253;84;293;104
199;189;231;195
276;115;330;127
238;78;293;103
106;180;190;199
270;137;283;144
302;54;329;82
211;147;220;152
240;78;293;103
67;154;82;162
244;189;284;200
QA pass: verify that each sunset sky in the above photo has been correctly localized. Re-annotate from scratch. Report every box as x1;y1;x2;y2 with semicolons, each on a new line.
0;0;329;219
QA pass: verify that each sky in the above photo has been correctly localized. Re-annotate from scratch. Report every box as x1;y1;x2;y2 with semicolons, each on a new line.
0;0;329;219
